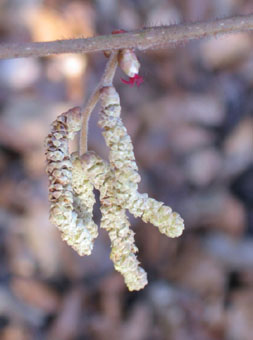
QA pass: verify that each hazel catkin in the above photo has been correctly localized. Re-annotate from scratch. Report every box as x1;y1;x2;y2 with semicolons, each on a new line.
45;107;98;256
99;86;184;238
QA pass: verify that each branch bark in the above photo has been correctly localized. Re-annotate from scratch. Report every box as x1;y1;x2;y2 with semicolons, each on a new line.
0;14;253;59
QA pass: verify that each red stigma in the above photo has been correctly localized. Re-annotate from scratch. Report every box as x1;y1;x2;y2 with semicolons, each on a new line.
121;74;144;87
112;29;127;34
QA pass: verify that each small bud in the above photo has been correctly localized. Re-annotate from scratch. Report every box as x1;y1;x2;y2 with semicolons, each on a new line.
118;49;140;77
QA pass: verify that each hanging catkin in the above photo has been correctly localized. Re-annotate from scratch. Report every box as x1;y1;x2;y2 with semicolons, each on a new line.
81;151;148;291
99;86;184;238
45;107;97;256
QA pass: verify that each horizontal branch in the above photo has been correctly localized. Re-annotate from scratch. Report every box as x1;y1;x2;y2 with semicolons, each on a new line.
0;14;253;59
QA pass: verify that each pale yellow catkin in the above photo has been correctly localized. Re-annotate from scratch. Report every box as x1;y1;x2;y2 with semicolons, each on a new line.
99;86;184;238
81;151;148;291
71;152;98;250
45;107;97;256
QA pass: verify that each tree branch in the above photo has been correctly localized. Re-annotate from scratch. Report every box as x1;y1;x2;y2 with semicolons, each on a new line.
0;14;253;60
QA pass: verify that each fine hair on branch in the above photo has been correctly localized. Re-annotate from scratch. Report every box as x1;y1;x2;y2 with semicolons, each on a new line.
0;14;253;60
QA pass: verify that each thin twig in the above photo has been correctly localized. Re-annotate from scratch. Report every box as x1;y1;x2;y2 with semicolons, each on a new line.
79;52;118;155
0;14;253;60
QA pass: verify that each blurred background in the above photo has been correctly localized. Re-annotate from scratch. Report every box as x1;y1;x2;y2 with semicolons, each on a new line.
0;1;253;339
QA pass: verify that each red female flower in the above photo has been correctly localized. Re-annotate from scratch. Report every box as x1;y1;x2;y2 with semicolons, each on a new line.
112;29;144;87
121;74;144;87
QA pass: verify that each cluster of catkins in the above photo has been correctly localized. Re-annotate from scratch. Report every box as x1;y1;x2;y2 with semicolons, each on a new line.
45;48;184;291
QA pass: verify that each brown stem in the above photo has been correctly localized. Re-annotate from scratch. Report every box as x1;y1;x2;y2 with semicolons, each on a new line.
0;14;253;59
79;52;118;156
